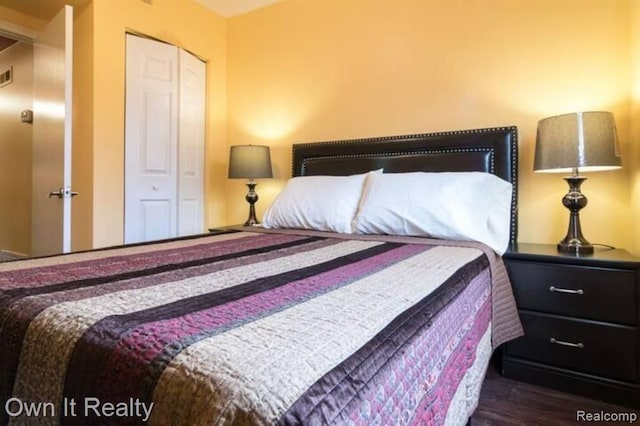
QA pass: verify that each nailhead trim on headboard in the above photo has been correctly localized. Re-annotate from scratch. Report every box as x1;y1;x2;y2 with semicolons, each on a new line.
291;126;518;247
300;148;495;175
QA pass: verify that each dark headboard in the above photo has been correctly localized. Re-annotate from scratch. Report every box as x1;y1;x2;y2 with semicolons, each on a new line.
291;126;518;246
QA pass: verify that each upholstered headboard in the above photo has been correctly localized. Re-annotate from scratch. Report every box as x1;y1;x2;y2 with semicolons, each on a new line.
291;126;518;247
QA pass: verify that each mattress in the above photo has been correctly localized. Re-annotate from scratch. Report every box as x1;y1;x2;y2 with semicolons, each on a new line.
0;229;522;425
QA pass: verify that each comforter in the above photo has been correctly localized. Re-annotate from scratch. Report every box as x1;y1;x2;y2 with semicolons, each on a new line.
0;229;522;425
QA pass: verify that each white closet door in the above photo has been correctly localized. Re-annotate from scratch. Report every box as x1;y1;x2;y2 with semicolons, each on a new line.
124;34;206;244
177;49;205;236
125;34;179;244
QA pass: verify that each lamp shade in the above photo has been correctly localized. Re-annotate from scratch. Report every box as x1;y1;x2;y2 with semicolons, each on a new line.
228;145;273;179
534;111;622;173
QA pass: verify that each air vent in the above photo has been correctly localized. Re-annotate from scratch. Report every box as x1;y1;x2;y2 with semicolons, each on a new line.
0;66;12;88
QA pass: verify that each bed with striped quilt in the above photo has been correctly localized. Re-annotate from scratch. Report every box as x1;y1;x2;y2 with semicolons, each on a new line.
0;228;522;425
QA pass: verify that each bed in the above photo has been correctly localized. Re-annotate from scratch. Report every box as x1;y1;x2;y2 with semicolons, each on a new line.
0;126;523;425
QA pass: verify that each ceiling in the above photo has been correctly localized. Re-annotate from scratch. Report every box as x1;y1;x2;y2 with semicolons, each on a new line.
193;0;281;17
0;0;278;52
0;0;69;21
0;0;281;21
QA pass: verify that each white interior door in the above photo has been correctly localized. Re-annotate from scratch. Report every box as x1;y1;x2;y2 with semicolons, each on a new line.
177;49;206;236
31;5;73;256
125;34;178;244
125;34;205;244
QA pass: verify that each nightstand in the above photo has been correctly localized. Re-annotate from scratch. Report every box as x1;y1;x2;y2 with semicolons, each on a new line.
501;243;640;409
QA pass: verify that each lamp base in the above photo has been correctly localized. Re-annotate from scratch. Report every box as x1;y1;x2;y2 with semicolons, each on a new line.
557;174;593;256
557;240;594;255
243;181;259;227
244;217;259;227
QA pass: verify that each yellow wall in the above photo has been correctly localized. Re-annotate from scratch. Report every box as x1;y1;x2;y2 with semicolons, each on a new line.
227;0;636;252
0;0;637;255
631;0;640;256
90;0;227;248
0;41;33;255
0;0;228;250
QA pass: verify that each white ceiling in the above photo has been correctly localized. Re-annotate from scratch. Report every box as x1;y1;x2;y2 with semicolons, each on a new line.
194;0;281;17
0;0;67;21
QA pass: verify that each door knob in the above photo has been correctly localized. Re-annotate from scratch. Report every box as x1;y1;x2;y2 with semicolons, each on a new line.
48;188;63;198
48;188;78;198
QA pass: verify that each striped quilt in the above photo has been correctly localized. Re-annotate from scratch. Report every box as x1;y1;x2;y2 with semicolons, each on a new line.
0;229;522;425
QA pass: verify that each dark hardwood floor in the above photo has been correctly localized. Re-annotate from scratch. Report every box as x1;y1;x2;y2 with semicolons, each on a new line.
471;365;639;425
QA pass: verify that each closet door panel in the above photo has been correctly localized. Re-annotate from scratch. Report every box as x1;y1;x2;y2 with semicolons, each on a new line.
124;34;178;244
125;34;206;244
177;48;206;237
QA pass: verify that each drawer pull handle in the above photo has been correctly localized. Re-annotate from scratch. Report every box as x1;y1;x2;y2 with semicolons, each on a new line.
550;337;584;349
549;286;583;295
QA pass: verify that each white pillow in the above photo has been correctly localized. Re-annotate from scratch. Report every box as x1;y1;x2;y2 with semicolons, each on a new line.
262;170;380;234
352;172;513;254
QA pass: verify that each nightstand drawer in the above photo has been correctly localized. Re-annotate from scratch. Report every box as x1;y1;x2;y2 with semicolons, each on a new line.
507;260;636;324
506;312;637;382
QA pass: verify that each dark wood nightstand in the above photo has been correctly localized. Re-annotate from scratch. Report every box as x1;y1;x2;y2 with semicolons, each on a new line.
501;243;640;409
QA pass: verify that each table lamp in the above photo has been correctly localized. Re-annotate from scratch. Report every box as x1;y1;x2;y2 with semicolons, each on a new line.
534;111;622;255
228;145;273;226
